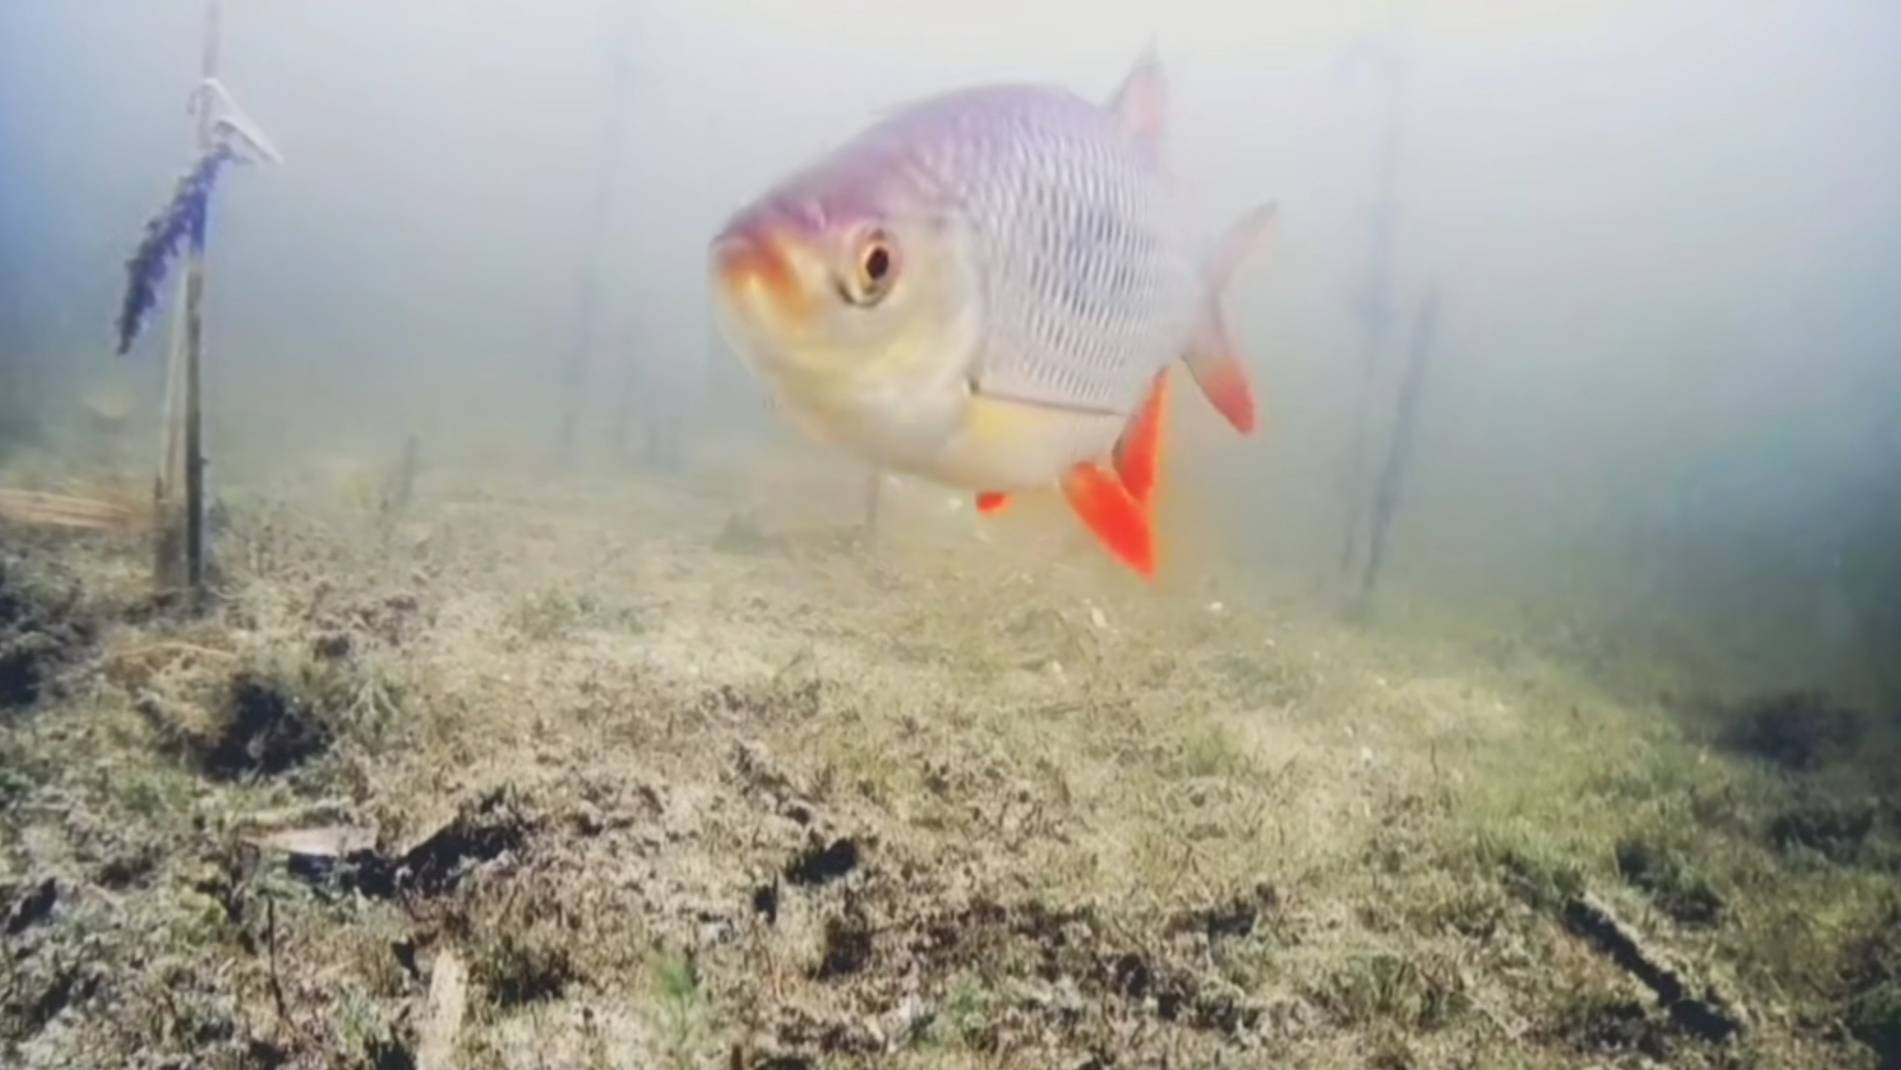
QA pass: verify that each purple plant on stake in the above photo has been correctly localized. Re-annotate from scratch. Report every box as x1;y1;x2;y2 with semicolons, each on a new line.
115;77;280;356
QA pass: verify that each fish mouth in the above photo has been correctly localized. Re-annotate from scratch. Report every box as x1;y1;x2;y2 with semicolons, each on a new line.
710;208;816;326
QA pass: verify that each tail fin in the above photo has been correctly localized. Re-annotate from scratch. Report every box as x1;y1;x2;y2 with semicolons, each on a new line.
1184;202;1275;435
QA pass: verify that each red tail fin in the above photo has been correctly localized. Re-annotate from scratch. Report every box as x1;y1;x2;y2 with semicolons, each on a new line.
1185;202;1274;436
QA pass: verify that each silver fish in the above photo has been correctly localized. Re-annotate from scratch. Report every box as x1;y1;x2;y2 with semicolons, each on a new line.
711;52;1272;576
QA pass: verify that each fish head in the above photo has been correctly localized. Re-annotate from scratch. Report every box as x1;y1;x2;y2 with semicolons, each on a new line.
710;150;982;429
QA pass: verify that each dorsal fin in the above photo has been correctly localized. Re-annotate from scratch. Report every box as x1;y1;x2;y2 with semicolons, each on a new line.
1108;44;1165;150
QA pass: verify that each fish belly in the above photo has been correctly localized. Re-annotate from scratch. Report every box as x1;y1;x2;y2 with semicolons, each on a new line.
913;394;1126;491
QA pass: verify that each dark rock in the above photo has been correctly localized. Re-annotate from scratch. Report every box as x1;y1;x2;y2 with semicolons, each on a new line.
311;632;352;660
4;877;57;936
1769;800;1875;862
203;672;332;779
1847;981;1901;1070
1715;690;1865;771
287;788;529;899
1561;893;1741;1043
815;915;873;980
1554;996;1671;1059
1614;837;1725;927
752;881;780;925
1167;883;1278;942
785;837;859;887
366;1039;415;1070
0;558;91;714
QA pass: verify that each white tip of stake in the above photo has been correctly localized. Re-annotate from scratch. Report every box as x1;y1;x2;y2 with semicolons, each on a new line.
196;77;283;164
215;112;283;164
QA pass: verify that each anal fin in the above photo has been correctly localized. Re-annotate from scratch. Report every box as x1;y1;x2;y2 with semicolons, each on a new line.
1114;368;1170;505
976;491;1011;515
1060;462;1156;578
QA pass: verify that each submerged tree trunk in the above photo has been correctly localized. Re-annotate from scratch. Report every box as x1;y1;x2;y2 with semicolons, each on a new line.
559;9;633;464
610;328;639;457
1356;287;1439;607
556;160;613;462
1339;31;1407;586
390;434;422;513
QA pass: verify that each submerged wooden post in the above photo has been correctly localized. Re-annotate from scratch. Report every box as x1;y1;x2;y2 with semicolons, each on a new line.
156;0;223;597
181;0;221;595
1357;287;1439;605
1338;26;1408;584
182;255;206;592
392;434;422;513
378;434;422;545
559;7;633;463
154;278;188;587
610;322;638;456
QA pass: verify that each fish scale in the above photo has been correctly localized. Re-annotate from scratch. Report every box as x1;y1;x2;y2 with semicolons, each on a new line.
879;85;1200;415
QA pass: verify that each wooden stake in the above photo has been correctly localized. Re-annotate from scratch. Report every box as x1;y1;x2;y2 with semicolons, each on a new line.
182;256;207;592
1339;28;1407;584
156;0;222;598
154;276;189;589
1357;287;1439;606
183;1;221;597
393;434;421;512
559;6;633;463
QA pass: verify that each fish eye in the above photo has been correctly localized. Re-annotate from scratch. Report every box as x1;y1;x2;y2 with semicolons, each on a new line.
840;229;897;307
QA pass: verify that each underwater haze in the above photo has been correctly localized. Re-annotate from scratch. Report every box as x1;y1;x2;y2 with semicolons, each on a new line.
3;2;1901;1068
5;0;1897;698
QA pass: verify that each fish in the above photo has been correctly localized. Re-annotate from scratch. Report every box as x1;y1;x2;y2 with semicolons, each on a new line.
709;50;1272;578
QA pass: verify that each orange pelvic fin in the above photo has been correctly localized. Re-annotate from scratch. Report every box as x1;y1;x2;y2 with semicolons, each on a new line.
975;491;1012;515
1061;462;1156;579
1114;368;1170;505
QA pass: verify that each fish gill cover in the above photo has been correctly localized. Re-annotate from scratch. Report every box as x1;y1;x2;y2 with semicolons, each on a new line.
113;144;236;356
